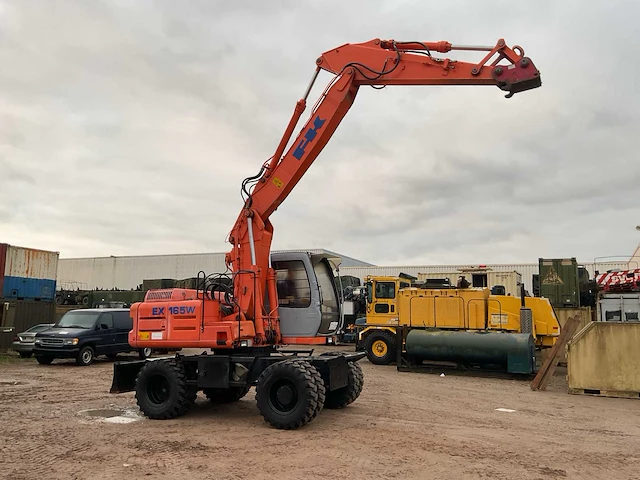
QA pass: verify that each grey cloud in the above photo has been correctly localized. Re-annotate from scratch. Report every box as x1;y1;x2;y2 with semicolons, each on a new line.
0;0;639;267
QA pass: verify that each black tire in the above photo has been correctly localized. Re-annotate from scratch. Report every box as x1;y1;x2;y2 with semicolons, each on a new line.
19;352;33;359
203;386;251;404
364;330;396;365
76;346;95;366
35;356;53;365
324;361;364;409
135;359;196;420
255;359;326;430
139;348;152;359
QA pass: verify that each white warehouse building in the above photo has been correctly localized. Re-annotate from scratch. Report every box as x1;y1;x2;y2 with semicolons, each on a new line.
56;248;629;293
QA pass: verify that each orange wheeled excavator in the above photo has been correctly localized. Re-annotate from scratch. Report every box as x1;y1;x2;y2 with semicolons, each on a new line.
110;37;542;429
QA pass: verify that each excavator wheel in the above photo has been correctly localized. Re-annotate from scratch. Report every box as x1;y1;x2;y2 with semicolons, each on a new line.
203;385;251;404
255;358;326;430
324;360;364;409
134;358;197;420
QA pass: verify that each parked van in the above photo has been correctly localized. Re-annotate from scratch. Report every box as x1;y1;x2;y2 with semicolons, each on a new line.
33;308;151;366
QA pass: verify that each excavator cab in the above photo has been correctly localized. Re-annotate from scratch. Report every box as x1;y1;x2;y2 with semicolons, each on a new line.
270;252;341;344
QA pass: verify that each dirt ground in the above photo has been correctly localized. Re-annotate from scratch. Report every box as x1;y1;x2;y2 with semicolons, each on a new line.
1;346;640;480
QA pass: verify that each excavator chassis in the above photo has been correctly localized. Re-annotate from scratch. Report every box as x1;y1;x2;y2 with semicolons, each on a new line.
110;348;366;430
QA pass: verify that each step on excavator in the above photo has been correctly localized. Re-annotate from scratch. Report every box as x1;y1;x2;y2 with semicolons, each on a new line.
110;37;542;429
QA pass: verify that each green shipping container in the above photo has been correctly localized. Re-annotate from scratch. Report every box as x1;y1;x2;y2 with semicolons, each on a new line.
538;257;580;308
142;278;176;291
88;290;146;307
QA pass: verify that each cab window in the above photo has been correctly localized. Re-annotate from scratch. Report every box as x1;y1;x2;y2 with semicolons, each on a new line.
375;304;390;313
114;312;132;330
99;313;114;329
272;260;311;308
375;282;395;299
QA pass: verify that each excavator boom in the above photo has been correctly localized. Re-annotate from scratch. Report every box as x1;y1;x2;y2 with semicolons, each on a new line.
226;38;541;344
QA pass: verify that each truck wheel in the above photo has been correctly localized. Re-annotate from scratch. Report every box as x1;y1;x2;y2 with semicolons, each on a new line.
76;346;95;366
36;356;53;365
135;359;196;419
204;386;251;404
364;330;396;365
255;359;326;430
138;348;152;359
324;361;364;409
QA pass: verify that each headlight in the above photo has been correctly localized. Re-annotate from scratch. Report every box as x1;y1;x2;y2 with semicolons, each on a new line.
64;338;79;346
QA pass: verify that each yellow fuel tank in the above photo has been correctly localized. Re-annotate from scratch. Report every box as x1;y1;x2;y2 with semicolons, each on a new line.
391;287;559;346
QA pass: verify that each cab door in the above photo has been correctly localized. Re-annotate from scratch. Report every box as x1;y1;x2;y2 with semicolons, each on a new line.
369;280;398;323
113;311;133;352
95;312;116;355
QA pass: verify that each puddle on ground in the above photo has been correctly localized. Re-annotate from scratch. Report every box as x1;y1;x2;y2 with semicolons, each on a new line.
78;407;144;424
84;409;123;418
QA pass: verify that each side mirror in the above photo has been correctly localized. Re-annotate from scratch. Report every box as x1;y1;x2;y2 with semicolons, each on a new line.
100;323;109;330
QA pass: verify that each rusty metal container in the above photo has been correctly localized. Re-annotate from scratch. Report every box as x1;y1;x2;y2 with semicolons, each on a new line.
0;243;59;301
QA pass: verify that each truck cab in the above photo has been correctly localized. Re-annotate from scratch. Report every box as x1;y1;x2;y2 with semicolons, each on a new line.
352;276;407;364
362;276;408;326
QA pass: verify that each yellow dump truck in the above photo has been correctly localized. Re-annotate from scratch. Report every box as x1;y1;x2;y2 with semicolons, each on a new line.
356;275;560;367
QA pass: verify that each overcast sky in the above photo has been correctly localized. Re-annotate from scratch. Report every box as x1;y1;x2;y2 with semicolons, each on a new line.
0;0;638;267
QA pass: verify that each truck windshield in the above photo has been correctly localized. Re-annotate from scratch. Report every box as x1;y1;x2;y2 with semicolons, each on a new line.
55;312;99;329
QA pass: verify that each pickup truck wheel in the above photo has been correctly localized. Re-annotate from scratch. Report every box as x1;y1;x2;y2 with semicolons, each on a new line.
204;386;251;403
76;346;95;366
364;330;396;365
135;359;195;419
139;348;152;359
324;360;364;409
255;359;325;430
35;355;53;365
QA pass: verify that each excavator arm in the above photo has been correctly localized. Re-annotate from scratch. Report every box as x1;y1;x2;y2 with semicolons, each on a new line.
224;38;541;344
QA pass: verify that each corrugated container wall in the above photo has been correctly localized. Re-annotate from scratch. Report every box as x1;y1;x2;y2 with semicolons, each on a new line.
57;253;228;291
1;244;59;302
